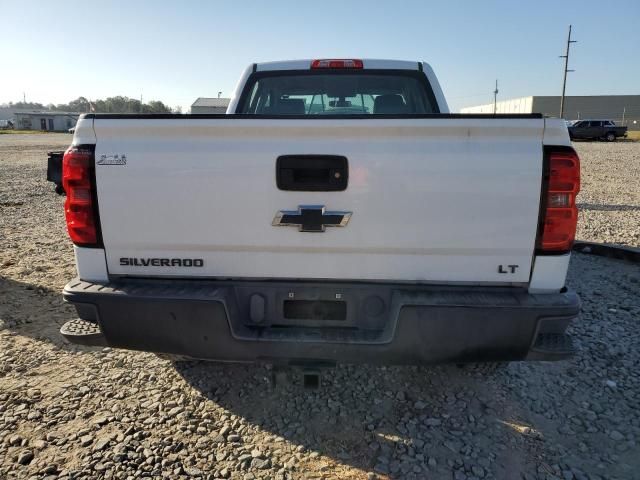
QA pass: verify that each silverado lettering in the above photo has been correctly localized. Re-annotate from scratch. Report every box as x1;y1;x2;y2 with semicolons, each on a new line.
119;258;204;267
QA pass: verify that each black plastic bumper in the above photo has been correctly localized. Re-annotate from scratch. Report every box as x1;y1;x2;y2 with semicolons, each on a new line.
62;278;580;365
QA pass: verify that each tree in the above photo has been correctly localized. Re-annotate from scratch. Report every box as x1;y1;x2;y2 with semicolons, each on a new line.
144;100;172;114
3;97;176;114
3;101;46;110
64;97;91;112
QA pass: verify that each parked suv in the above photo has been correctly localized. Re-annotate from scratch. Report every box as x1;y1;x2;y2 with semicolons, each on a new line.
568;119;627;142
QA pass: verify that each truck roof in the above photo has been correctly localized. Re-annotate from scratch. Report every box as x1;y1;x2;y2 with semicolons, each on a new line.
255;59;424;71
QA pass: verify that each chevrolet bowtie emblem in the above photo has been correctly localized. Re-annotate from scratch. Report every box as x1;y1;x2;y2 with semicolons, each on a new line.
272;205;352;232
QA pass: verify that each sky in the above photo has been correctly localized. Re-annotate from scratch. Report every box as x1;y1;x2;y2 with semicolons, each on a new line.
2;0;639;113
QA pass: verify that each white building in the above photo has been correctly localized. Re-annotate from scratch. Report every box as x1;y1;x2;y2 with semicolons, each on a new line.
190;98;230;114
13;111;80;131
461;95;640;130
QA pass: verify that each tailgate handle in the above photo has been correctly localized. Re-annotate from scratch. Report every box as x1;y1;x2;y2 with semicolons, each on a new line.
276;155;348;191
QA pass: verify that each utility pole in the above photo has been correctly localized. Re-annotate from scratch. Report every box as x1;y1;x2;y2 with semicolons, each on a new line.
559;24;577;118
218;91;222;98
23;92;26;103
140;93;143;113
622;107;626;126
493;80;499;114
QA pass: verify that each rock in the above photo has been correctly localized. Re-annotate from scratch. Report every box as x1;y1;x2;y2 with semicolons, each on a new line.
251;458;271;469
167;406;184;416
609;430;625;441
425;418;442;427
27;410;41;420
251;448;263;458
414;401;426;409
605;380;617;388
374;464;390;475
444;441;460;453
472;465;486;478
43;464;58;474
454;470;467;480
216;452;227;462
79;435;93;447
17;450;34;465
93;438;110;451
92;415;109;426
32;439;47;449
184;466;202;475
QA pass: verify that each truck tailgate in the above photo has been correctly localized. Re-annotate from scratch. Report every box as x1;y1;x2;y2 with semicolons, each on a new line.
93;117;544;284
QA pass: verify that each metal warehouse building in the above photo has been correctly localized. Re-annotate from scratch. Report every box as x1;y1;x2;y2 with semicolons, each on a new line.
190;97;230;114
461;95;640;130
14;111;79;132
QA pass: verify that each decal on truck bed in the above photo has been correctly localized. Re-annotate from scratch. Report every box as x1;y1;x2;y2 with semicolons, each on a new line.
98;154;127;165
120;258;204;267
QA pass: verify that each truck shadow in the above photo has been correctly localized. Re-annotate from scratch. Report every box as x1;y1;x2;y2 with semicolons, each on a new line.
172;359;517;478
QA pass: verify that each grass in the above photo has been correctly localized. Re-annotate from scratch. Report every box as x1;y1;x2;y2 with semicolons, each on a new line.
626;130;640;141
0;129;62;135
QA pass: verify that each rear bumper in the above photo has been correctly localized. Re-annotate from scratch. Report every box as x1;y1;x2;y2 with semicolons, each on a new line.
62;277;580;365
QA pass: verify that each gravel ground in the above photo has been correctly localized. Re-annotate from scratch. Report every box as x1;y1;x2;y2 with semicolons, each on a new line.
574;141;640;246
1;134;639;480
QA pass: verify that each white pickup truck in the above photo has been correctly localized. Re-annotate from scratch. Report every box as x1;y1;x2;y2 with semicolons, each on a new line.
58;58;580;368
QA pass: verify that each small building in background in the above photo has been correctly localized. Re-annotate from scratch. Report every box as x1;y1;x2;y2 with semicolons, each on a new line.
13;111;80;132
0;107;17;122
461;95;640;130
190;97;231;114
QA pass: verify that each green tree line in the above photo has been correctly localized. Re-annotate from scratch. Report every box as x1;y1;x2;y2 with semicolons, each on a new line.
2;96;180;114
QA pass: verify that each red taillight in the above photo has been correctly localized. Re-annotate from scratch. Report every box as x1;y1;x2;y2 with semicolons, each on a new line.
311;59;363;69
539;147;580;253
62;147;100;246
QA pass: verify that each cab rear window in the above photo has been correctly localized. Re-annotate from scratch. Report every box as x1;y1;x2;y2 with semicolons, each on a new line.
238;71;438;115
